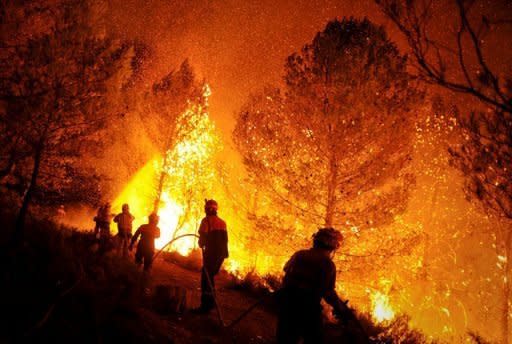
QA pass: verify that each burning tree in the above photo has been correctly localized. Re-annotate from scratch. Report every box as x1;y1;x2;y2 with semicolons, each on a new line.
376;1;512;341
234;18;421;240
137;60;204;213
113;83;221;254
0;0;133;241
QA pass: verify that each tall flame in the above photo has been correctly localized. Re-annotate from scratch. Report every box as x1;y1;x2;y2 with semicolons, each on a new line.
113;84;219;256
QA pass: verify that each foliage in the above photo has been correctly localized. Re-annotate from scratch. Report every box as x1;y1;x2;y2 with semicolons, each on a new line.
372;315;431;344
232;18;423;290
0;215;172;343
234;18;421;232
449;109;512;219
376;1;512;342
99;58;206;201
0;0;134;238
376;0;512;221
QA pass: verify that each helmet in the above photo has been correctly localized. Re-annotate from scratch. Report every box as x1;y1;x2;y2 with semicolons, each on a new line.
204;199;218;213
122;203;129;212
312;227;343;250
148;212;159;224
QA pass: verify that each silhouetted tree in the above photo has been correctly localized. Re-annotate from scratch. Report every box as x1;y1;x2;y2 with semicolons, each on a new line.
376;1;511;341
0;1;133;241
234;18;421;230
144;60;203;213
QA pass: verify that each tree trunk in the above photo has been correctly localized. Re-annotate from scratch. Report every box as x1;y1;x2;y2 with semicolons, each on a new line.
153;148;172;214
154;127;176;213
502;230;511;344
13;146;42;243
503;276;510;344
322;61;337;228
324;150;338;227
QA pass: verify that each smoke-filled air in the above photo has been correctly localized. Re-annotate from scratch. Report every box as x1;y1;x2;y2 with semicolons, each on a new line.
1;0;511;343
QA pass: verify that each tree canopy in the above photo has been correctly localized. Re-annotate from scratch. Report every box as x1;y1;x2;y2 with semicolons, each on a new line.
234;18;422;230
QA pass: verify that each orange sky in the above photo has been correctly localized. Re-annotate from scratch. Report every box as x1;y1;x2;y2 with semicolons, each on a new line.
104;0;510;140
105;0;399;135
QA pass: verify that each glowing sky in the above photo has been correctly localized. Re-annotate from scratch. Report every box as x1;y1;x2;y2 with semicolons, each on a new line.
104;0;510;140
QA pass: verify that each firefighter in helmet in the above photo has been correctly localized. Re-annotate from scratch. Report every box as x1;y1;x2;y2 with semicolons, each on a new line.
113;203;135;257
277;227;348;344
194;199;228;313
93;202;113;253
129;212;160;272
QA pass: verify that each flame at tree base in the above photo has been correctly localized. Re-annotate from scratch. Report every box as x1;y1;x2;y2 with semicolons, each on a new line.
112;158;196;255
371;290;395;323
113;84;218;256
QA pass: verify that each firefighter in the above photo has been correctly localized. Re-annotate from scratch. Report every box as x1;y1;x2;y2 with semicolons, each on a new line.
194;199;228;313
277;227;349;344
93;203;113;253
129;212;160;272
113;203;135;257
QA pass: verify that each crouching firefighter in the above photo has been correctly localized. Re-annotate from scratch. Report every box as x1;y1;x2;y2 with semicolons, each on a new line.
129;212;160;272
277;227;349;344
194;199;228;313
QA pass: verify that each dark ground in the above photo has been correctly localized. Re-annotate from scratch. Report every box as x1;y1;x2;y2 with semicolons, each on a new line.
150;258;276;344
0;215;425;344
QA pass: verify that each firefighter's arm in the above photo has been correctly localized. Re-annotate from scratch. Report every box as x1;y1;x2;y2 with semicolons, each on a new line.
324;267;351;322
93;217;99;235
113;214;119;223
129;228;141;250
198;219;207;248
325;289;349;318
156;227;161;239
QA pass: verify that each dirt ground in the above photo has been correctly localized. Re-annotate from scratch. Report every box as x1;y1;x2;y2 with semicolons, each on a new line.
149;257;277;344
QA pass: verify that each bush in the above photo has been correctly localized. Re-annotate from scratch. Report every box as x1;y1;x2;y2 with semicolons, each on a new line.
161;248;203;271
0;216;172;343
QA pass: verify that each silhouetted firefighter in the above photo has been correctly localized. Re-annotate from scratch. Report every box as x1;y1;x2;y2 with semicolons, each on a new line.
93;202;113;253
194;199;228;313
277;227;350;344
129;213;161;272
113;203;135;257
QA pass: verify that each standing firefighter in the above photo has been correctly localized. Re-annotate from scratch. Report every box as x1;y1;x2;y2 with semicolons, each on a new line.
195;199;228;313
129;213;160;272
93;203;113;253
277;227;349;344
113;203;135;257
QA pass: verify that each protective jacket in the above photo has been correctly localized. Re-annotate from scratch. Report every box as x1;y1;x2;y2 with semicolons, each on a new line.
113;212;134;235
283;248;337;303
94;207;112;235
131;224;160;253
277;248;346;343
197;214;228;311
198;215;228;259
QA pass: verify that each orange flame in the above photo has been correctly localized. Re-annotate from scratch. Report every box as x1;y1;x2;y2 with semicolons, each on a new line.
113;84;219;256
371;290;395;323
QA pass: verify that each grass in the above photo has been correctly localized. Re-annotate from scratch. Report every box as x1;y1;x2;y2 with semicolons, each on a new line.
0;212;172;343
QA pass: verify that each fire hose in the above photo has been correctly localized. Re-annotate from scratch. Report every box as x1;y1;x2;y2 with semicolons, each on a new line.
153;233;266;329
153;233;200;260
153;234;369;342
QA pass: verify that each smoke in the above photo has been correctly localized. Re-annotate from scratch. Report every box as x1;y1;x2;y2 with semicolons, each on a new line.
100;0;383;135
